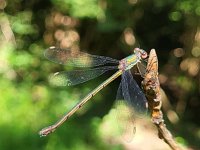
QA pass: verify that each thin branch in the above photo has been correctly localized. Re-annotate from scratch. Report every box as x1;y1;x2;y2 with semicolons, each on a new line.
142;49;184;150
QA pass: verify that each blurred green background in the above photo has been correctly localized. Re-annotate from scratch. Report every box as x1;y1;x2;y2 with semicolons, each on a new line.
0;0;200;150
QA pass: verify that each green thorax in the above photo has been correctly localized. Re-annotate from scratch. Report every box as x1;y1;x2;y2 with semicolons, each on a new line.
123;53;141;70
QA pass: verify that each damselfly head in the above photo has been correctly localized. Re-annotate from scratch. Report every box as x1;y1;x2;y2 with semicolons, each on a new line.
134;48;147;59
141;51;147;59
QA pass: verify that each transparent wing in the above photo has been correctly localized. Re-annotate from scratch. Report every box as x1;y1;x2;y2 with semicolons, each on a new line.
116;82;136;142
113;70;148;141
116;81;123;100
44;46;119;67
115;85;136;142
121;70;148;114
49;66;118;86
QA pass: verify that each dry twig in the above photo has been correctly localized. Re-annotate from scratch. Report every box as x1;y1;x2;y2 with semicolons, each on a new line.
142;49;183;150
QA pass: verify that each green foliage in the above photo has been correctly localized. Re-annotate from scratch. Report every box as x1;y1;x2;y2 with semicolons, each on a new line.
11;11;38;35
51;0;105;19
176;0;200;15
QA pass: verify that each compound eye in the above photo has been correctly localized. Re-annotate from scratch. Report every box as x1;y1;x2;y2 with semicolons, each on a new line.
141;51;147;59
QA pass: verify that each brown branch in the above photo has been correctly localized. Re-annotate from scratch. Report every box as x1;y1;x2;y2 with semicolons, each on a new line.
142;49;184;150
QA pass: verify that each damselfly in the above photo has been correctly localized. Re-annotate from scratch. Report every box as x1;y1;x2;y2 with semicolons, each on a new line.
39;46;148;136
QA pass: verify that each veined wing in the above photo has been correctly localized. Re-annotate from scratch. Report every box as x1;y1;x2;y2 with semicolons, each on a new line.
44;46;119;67
114;70;148;141
49;66;118;86
115;85;136;142
121;70;148;114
